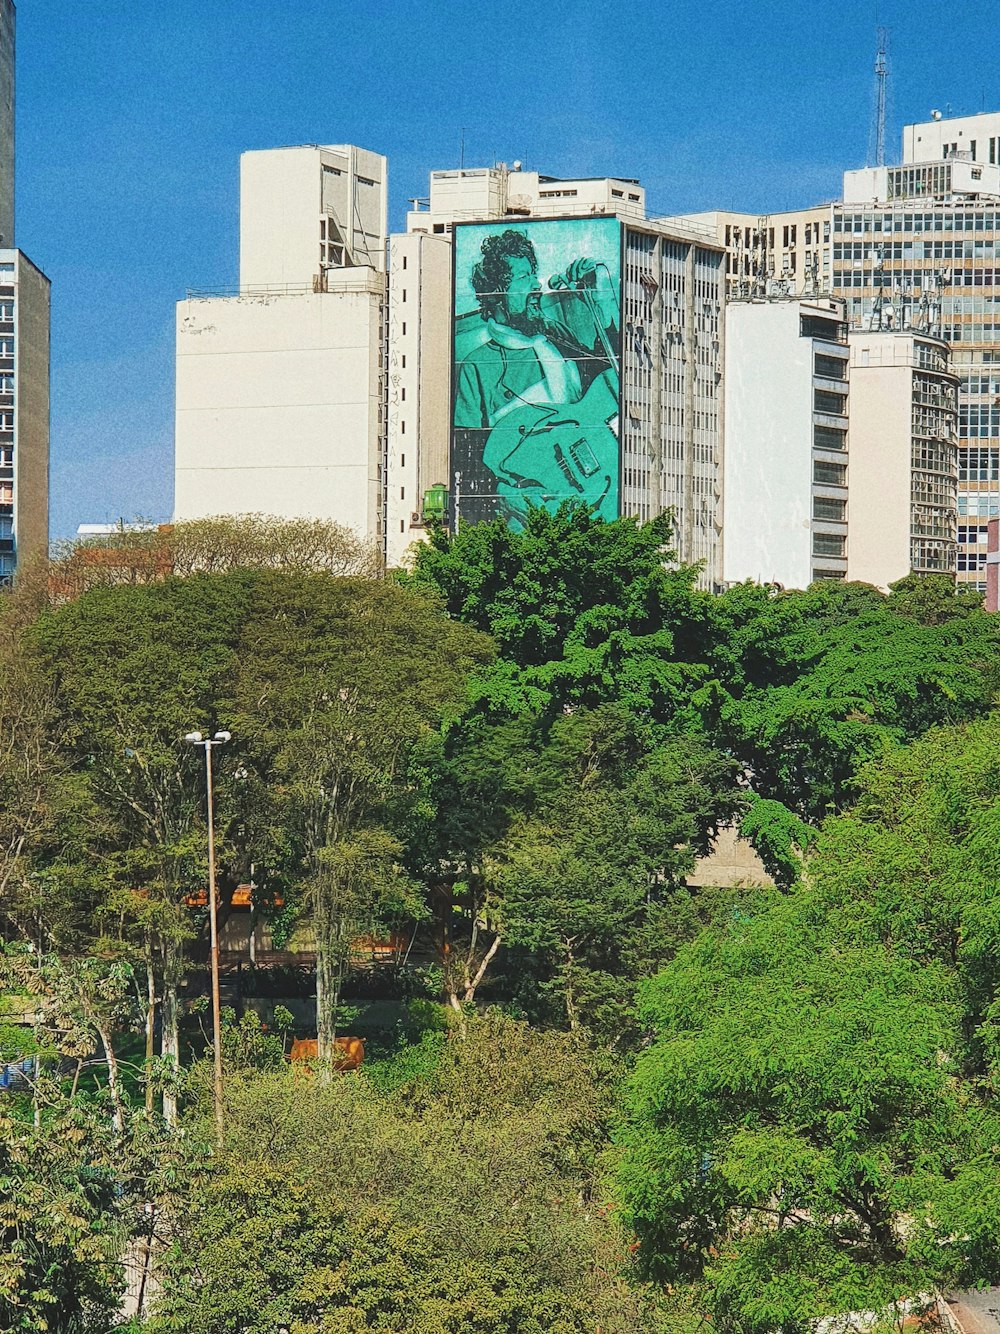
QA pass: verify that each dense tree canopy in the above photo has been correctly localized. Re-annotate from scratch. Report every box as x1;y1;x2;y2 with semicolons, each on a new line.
2;507;1000;1329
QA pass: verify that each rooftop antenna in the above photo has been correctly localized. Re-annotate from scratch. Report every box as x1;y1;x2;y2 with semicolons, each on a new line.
868;26;890;167
460;128;465;169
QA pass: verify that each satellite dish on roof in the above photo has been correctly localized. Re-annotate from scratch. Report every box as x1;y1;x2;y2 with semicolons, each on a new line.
513;159;523;171
931;109;943;121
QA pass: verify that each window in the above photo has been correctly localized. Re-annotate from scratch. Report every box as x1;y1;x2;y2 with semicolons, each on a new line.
801;314;843;340
402;289;406;303
814;424;847;451
815;352;848;380
401;453;405;468
401;256;407;270
814;460;847;486
960;447;999;481
815;388;847;415
401;322;407;336
813;569;846;581
400;487;405;500
814;496;846;521
813;533;846;557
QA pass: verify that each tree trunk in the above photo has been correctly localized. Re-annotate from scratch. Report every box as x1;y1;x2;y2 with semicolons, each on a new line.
95;1018;125;1135
563;938;580;1032
161;970;179;1127
315;906;339;1079
144;953;156;1115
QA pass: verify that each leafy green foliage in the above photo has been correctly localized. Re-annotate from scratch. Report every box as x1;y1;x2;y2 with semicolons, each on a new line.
618;710;1000;1327
149;1015;659;1334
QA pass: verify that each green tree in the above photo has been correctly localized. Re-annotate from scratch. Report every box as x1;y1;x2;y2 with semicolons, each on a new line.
148;1014;659;1334
227;572;492;1067
618;711;1000;1328
28;572;256;1121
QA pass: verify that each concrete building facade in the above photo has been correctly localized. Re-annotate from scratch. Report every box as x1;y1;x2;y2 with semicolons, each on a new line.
385;230;451;566
846;330;957;587
0;1;48;580
829;137;1000;592
723;296;849;590
0;251;49;581
174;146;388;548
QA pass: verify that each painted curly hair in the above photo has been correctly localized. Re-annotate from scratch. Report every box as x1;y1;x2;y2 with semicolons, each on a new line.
470;229;537;320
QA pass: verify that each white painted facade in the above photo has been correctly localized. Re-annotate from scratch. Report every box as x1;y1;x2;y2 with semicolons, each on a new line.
240;145;387;287
847;331;957;588
175;270;386;537
723;297;849;590
406;165;646;235
904;111;1000;166
174;145;388;547
385;231;451;567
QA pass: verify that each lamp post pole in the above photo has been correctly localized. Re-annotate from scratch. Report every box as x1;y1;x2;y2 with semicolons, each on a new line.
184;729;231;1146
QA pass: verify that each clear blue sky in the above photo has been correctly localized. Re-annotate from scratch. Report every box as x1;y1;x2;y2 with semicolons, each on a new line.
13;0;1000;540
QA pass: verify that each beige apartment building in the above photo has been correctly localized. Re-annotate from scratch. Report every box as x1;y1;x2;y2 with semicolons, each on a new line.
666;204;833;299
846;330;958;587
174;145;389;548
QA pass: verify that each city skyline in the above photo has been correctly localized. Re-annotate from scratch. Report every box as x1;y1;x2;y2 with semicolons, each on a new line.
11;0;1000;538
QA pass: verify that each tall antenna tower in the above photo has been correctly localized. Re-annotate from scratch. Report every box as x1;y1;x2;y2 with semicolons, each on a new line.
869;27;890;167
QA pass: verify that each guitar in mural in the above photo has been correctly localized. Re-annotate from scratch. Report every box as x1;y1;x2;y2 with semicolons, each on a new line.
482;369;619;522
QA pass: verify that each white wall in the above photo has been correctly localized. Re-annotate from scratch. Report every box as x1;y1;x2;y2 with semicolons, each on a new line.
174;273;385;541
385;232;452;567
240;145;388;288
904;112;1000;164
240;149;323;288
846;347;911;588
723;302;814;589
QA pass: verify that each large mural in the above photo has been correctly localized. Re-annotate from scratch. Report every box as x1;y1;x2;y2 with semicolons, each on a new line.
452;216;621;527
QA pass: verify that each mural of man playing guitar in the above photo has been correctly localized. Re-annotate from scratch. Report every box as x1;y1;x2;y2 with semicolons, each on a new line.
453;226;621;525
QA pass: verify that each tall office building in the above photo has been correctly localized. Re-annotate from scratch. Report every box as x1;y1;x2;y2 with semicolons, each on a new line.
387;164;726;583
175;145;388;546
830;121;1000;591
0;0;49;582
675;113;998;592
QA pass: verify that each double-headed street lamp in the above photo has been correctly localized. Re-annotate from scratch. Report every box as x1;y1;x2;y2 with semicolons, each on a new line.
184;728;231;1146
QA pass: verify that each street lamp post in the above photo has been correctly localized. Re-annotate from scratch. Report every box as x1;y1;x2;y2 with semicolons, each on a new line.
184;729;231;1146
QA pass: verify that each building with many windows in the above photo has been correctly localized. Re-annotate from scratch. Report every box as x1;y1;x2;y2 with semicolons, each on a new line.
830;133;1000;591
174;145;389;548
0;0;49;582
387;163;725;582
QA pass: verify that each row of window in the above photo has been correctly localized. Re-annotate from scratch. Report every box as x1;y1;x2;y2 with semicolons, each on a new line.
834;211;1000;234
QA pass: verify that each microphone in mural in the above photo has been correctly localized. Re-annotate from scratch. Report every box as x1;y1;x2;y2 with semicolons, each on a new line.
452;220;621;528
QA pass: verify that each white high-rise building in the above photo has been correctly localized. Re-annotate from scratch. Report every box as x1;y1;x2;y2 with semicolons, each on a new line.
174;146;388;547
0;0;49;582
723;296;850;590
